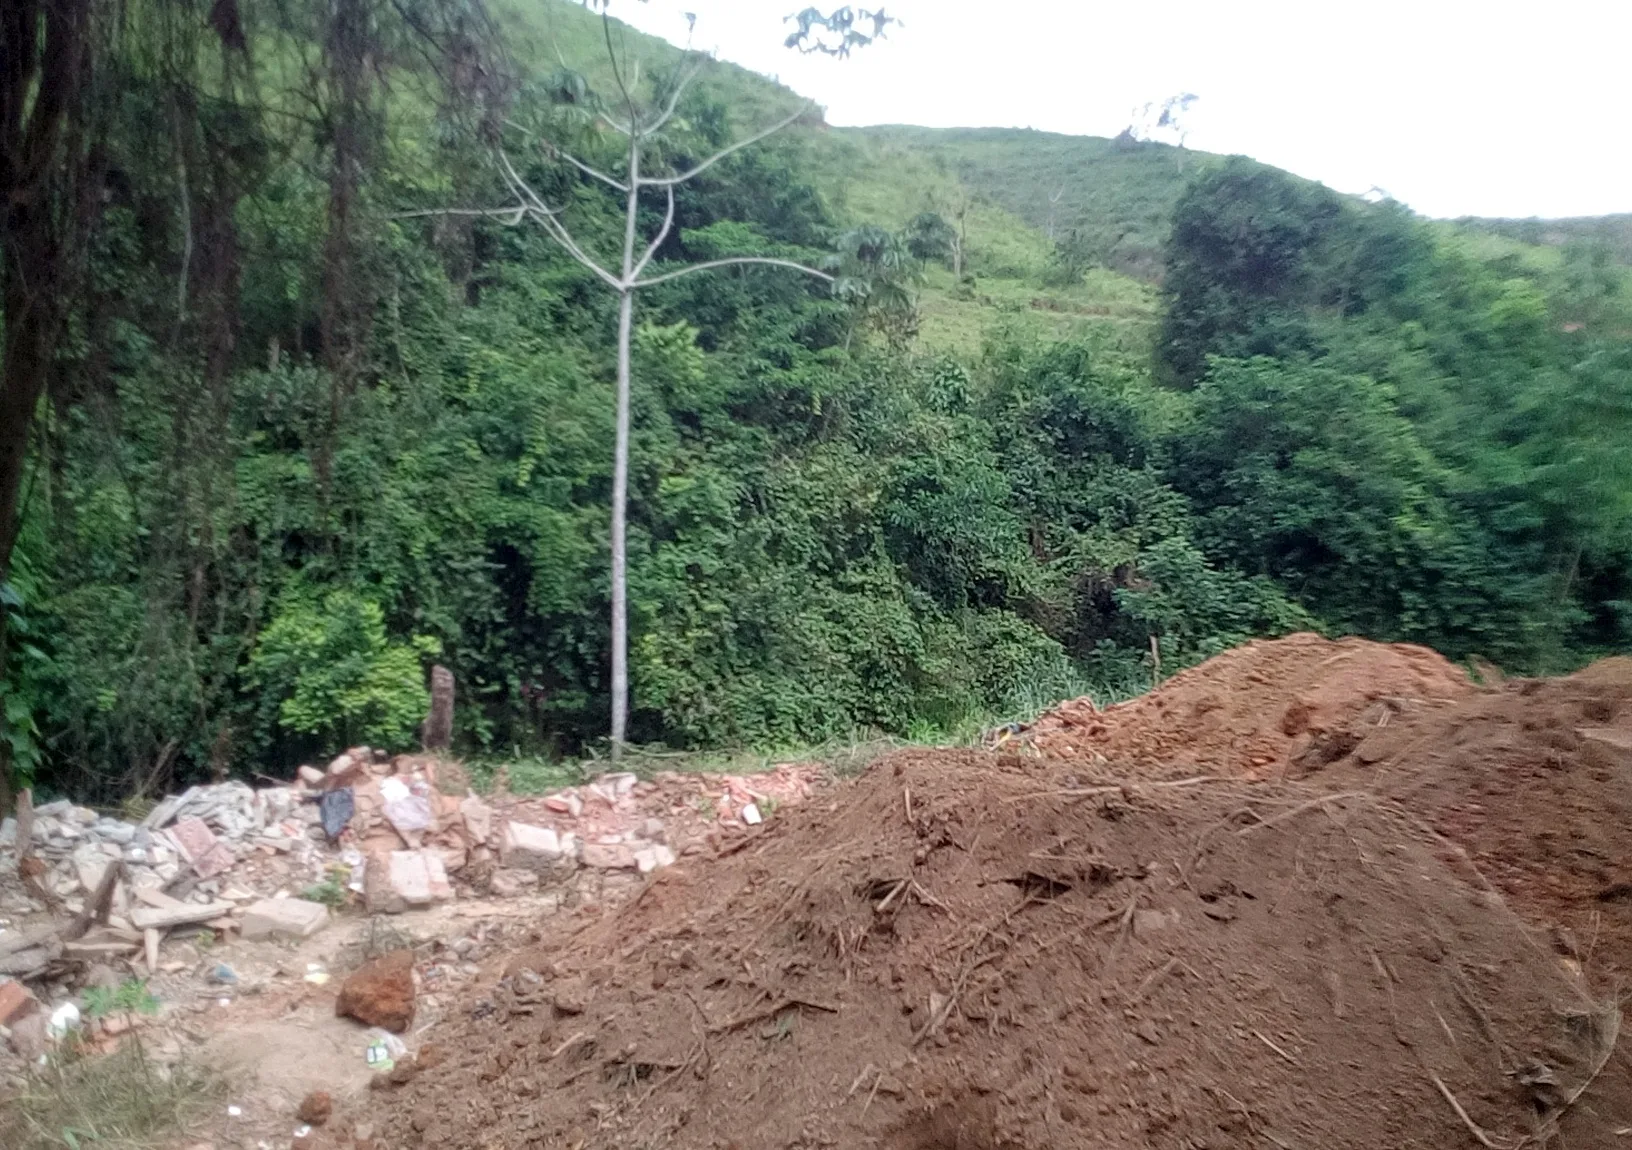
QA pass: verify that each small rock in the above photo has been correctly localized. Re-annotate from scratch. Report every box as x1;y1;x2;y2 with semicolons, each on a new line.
327;753;356;777
68;806;99;827
552;977;589;1016
297;1089;333;1126
298;765;326;786
1134;1019;1161;1045
241;897;329;941
336;950;416;1033
1133;909;1181;935
632;844;677;873
8;1010;49;1058
581;842;637;870
543;792;583;817
81;965;123;994
0;978;38;1026
488;868;539;898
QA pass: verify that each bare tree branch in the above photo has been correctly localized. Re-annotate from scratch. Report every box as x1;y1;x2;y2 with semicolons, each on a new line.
640;57;703;137
497;150;620;287
631;184;675;278
390;205;527;223
596;110;635;137
505;117;628;191
639;103;812;187
551;144;627;192
634;256;834;289
601;8;639;129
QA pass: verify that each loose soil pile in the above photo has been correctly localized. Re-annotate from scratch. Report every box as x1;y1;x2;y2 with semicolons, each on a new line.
362;751;1626;1149
1022;632;1473;777
1316;656;1632;982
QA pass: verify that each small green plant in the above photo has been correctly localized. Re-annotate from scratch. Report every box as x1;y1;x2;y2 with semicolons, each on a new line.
81;979;159;1020
302;876;348;909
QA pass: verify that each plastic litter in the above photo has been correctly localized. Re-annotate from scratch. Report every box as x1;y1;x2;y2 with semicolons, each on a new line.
227;1104;243;1117
303;962;330;986
209;963;239;985
46;1002;80;1040
381;776;433;837
317;787;355;840
741;802;763;826
366;1028;408;1070
341;847;367;893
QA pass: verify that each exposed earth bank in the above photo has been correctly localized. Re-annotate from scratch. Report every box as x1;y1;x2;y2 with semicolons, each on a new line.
345;635;1632;1150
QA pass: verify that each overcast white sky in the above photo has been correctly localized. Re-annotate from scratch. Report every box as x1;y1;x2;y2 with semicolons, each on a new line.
607;0;1632;220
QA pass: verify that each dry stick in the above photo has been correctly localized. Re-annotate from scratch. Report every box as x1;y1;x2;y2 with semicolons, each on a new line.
846;1063;876;1099
707;997;839;1036
1237;791;1373;836
861;1068;885;1116
1430;1072;1505;1149
548;1031;590;1060
912;951;1000;1046
910;881;952;913
1534;1005;1624;1141
874;879;909;916
1005;775;1221;803
1128;957;1180;1006
903;786;913;824
64;861;124;942
1103;886;1141;974
1252;1029;1301;1068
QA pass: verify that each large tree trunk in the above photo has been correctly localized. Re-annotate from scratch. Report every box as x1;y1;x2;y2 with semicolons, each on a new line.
0;269;49;578
610;287;633;757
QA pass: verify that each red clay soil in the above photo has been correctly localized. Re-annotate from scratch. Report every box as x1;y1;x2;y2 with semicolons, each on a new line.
357;751;1627;1149
1315;656;1632;984
1022;632;1473;777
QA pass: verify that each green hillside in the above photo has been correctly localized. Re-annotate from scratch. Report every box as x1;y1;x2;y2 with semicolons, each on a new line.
850;125;1205;280
5;0;1630;804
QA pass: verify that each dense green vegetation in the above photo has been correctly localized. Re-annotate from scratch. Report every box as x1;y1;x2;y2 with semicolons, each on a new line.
4;0;1629;802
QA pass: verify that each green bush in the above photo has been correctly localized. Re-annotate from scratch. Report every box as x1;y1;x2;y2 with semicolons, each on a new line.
248;591;438;752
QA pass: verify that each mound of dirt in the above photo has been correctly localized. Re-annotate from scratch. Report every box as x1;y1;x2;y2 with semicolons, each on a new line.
361;752;1626;1149
1022;633;1473;777
1317;656;1632;982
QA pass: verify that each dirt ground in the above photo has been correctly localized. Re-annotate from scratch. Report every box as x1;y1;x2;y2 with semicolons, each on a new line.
339;751;1622;1148
19;633;1630;1150
1021;632;1474;777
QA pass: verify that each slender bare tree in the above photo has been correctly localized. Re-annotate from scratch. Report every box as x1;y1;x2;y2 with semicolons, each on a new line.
435;28;834;759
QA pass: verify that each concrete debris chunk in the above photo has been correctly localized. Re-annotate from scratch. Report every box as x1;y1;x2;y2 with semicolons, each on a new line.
459;794;493;844
130;901;237;931
366;849;452;913
166;817;218;864
241;897;329;940
500;822;566;872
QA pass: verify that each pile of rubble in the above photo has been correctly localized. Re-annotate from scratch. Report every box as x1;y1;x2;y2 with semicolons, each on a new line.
0;749;820;994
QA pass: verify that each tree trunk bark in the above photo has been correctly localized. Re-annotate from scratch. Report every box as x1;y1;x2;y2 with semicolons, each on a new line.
610;287;633;758
0;243;50;580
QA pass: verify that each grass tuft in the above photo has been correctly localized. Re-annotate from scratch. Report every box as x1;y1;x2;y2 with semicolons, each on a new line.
0;1039;228;1150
